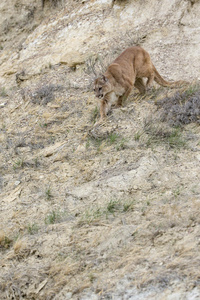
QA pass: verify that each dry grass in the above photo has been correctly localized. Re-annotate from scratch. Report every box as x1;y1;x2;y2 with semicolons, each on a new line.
0;231;13;249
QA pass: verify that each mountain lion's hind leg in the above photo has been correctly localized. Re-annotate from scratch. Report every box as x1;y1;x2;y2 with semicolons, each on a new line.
146;73;154;90
134;78;146;94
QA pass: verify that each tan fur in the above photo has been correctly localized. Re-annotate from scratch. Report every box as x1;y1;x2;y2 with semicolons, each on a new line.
94;46;185;120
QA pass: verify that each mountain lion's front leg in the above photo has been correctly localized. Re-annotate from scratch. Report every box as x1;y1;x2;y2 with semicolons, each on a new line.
100;99;107;120
117;86;132;106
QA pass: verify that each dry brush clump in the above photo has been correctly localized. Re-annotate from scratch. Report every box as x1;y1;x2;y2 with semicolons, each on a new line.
156;83;200;126
42;0;63;8
137;82;200;148
21;84;64;105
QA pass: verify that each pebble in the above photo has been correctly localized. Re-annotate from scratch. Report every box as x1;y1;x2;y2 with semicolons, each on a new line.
14;181;21;186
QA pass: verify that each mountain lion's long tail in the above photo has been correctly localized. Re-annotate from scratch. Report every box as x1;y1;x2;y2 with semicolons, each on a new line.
153;65;186;87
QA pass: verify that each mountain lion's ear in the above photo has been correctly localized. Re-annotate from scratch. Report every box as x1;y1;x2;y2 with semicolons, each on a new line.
101;75;108;82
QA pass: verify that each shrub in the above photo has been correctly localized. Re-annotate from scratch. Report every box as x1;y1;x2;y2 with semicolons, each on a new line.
156;84;200;126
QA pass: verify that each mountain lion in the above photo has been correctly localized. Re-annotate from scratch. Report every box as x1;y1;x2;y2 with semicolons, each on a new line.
94;46;185;120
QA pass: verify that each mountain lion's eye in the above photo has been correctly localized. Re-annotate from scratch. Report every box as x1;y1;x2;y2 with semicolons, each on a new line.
99;87;102;91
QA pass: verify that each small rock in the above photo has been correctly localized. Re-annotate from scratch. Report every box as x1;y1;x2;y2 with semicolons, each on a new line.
76;144;86;152
14;181;21;186
196;154;200;161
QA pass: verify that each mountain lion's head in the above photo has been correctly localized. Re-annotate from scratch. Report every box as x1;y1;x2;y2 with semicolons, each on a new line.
94;75;112;99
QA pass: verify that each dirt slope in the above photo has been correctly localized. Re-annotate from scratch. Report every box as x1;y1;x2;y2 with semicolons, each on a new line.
0;0;200;299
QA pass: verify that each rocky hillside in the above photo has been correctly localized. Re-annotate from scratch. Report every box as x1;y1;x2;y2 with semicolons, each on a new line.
0;0;200;299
